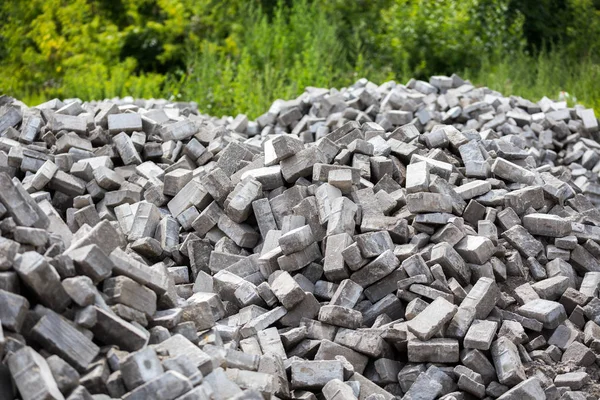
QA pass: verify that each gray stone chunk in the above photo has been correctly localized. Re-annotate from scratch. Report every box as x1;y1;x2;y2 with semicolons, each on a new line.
226;179;263;223
405;161;430;194
406;192;452;213
291;360;343;390
160;119;199;141
281;147;326;183
252;198;277;238
314;339;368;375
491;158;536;184
30;160;58;191
91;306;149;352
454;235;496;264
504;186;545;214
264;135;305;166
429;175;466;215
168;179;211;218
108;113;143;134
342;242;368;271
464;319;498;350
256;326;286;359
561;341;595;366
411;154;453;180
104;275;157;318
355;231;393;258
68;244;114;284
496;377;545;400
163;355;203;386
324;233;353;281
66;216;121;254
240;306;287;338
278;242;322;272
571;244;600;273
218;215;260;249
62;276;96;307
430;242;471;286
517;299;567;329
455;180;491;200
407;338;459;363
14;251;71;311
554;372;589;390
0;172;48;228
241;165;284;191
279;225;315;255
491;337;526;386
580;272;600;297
8;346;65;400
502;225;544;258
32;311;100;372
407;297;458;341
531;276;569;300
318;305;362;329
350;249;399;287
334;328;384;358
47;355;80;396
330;279;363;308
316;183;342;225
271;271;306;309
348;372;394;400
446;277;499;338
109;248;168;295
122;371;192;400
322;379;358;400
0;106;23;134
523;213;571;237
0;289;29;332
51;113;87;134
326;196;358;237
225;369;278;395
113;132;142;165
121;347;164;391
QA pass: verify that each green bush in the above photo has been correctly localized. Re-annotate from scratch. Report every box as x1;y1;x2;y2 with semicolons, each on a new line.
180;0;356;117
0;0;599;115
376;0;525;80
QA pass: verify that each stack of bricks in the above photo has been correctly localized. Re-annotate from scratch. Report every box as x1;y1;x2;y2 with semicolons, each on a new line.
0;74;599;400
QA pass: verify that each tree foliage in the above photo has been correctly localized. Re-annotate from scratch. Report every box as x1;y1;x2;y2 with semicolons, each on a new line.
0;0;599;115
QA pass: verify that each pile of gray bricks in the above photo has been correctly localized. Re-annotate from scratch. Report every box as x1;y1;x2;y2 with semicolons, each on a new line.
0;74;600;400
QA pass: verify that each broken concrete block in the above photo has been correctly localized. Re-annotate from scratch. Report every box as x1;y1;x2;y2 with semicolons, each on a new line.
67;244;114;284
406;192;452;213
0;289;29;332
454;235;496;264
407;297;458;341
108;113;143;134
13;251;71;311
91;306;149;352
517;299;567;329
463;319;498;350
8;346;65;400
491;337;526;386
407;339;459;363
291;360;343;390
350;249;399;288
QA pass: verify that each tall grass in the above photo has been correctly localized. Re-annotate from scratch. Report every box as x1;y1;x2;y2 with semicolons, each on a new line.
179;0;363;118
178;1;599;118
464;48;600;110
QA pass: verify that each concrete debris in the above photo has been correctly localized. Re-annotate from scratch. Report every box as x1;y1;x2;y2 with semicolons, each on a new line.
1;75;600;399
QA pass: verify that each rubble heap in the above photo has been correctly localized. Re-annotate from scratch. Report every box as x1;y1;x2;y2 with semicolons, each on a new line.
0;74;600;400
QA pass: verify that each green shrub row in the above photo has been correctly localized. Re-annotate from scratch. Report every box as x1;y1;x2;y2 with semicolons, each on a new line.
1;0;599;116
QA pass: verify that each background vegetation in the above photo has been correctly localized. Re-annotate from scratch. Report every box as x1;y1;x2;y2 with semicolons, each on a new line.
1;0;599;117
